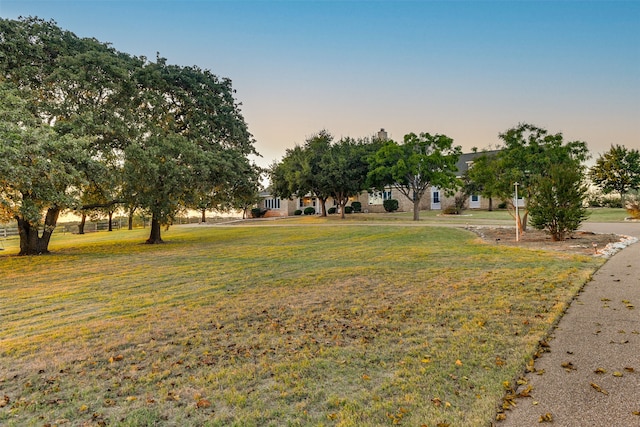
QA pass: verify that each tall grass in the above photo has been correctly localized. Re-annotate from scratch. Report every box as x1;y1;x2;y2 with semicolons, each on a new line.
0;224;601;426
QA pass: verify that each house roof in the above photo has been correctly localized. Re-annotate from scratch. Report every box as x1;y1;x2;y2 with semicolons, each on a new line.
454;150;501;177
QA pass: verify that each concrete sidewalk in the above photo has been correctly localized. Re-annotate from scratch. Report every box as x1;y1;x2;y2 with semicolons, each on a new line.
499;222;640;426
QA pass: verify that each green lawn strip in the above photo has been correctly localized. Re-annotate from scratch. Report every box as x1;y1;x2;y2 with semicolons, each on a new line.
0;225;601;426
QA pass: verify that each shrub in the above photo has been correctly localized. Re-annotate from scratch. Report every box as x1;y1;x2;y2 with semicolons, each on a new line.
626;191;640;219
328;207;337;214
344;206;353;214
303;207;315;215
294;210;302;216
351;201;362;212
443;205;459;215
383;199;399;212
497;201;508;209
251;208;267;218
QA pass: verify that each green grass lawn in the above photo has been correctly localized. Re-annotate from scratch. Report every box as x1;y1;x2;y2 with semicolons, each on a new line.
273;207;630;225
0;223;603;426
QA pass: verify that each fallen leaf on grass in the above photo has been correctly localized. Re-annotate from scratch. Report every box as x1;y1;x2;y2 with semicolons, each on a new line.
632;411;640;416
108;355;124;363
613;371;623;377
561;361;576;371
496;413;507;421
455;359;463;366
594;367;607;374
590;382;608;395
196;399;211;409
0;395;9;407
625;367;635;373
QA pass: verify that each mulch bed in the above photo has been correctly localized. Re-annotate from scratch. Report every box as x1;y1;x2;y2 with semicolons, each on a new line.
470;226;623;256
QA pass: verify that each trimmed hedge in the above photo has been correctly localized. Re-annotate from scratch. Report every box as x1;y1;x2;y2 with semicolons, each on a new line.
351;201;362;212
294;210;303;216
328;207;337;214
344;206;354;214
251;208;267;218
303;207;316;215
383;199;399;212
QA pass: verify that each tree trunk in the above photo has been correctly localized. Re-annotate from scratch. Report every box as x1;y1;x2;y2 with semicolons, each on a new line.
108;211;113;231
201;209;206;223
319;197;328;217
78;213;86;234
16;207;60;255
488;197;493;212
127;206;136;230
146;215;164;244
413;200;420;221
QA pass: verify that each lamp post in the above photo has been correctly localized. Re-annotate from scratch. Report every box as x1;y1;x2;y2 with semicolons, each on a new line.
514;182;519;242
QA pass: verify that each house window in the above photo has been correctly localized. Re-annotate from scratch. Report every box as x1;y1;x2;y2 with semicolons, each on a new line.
265;198;280;209
471;194;479;202
369;190;393;205
433;191;440;204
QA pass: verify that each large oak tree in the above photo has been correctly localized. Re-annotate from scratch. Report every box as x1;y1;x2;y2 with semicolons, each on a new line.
1;17;257;251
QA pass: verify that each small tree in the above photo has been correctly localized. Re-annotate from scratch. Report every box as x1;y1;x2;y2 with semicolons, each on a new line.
368;132;461;221
320;137;372;219
491;123;589;234
589;144;640;204
528;163;589;241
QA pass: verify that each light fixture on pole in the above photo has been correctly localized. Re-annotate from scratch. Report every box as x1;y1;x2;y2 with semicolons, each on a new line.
514;182;519;242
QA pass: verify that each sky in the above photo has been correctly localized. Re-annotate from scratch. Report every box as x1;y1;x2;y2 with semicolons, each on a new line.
2;0;639;169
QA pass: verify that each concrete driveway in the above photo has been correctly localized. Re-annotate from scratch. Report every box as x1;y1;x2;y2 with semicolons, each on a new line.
499;221;640;426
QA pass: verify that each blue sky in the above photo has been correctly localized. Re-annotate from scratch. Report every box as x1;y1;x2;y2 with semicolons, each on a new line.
2;0;639;168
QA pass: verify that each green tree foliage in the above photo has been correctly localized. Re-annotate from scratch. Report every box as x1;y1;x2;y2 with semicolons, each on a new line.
320;137;373;219
0;84;92;254
528;163;589;241
0;17;257;250
488;123;589;233
368;132;462;221
463;151;501;211
589;144;640;203
269;130;333;216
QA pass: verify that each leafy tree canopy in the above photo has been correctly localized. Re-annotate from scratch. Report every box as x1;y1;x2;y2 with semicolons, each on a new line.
589;144;640;202
368;132;461;220
480;123;589;232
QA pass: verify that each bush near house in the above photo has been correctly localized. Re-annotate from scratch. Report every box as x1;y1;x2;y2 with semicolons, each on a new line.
303;207;316;215
294;209;303;215
328;207;337;214
383;199;399;212
344;206;353;214
251;208;268;218
351;201;362;212
626;191;640;219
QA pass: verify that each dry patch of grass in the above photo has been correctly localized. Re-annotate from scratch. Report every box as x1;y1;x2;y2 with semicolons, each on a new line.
0;225;602;426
